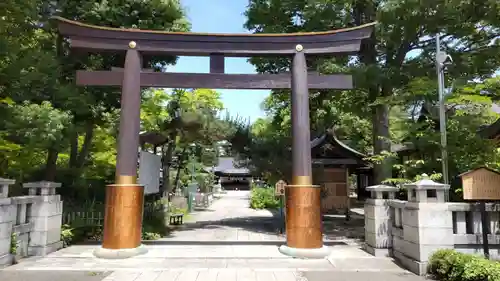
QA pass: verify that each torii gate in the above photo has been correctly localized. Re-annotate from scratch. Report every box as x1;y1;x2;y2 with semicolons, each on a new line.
53;17;374;259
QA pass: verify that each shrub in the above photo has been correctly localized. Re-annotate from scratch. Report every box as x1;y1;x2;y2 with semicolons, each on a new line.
428;249;500;281
250;187;280;209
61;224;75;247
10;233;18;254
142;232;161;240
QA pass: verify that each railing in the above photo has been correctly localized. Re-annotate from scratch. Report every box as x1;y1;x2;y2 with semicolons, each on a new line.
10;196;37;257
384;200;500;262
386;202;500;245
0;179;63;266
388;200;405;229
448;203;500;246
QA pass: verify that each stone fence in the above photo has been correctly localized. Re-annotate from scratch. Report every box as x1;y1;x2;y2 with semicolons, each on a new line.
364;176;500;275
0;178;63;267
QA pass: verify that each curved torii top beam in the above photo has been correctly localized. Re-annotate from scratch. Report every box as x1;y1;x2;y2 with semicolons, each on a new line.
52;16;376;57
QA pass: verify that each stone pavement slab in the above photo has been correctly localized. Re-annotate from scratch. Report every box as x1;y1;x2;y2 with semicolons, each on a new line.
97;269;303;281
0;270;111;281
301;271;430;281
163;191;363;244
0;269;427;281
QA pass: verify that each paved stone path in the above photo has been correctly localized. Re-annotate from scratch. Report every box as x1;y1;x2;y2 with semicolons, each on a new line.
1;191;427;280
162;190;286;242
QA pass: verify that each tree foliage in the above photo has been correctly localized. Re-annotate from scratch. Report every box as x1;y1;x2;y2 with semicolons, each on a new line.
0;0;242;203
241;0;500;188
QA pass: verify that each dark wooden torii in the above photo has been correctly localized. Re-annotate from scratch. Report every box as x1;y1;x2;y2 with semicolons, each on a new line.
53;16;375;259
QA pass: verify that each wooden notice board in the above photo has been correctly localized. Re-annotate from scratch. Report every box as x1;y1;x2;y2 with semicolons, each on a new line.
460;167;500;200
321;168;349;213
275;180;286;196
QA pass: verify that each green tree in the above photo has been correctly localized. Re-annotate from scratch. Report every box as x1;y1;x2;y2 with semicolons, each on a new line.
140;88;237;195
0;0;191;203
244;0;500;184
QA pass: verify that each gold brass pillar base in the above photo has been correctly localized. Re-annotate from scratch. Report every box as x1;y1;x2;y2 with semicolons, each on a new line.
100;183;144;251
278;244;330;259
93;244;147;259
285;176;323;249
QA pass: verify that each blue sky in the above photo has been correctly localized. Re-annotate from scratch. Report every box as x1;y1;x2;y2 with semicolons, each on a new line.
167;0;269;122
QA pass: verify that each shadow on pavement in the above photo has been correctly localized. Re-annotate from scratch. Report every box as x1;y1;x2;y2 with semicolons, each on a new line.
142;240;349;246
166;212;365;241
172;215;283;236
322;214;365;241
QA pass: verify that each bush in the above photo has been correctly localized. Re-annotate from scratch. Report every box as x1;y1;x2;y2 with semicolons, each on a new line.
142;231;161;240
250;187;280;209
60;224;104;246
428;249;500;281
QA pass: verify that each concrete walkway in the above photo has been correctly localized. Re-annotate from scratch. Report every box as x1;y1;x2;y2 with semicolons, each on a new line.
0;191;425;281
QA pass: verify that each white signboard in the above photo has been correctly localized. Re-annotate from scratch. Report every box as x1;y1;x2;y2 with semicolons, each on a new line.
138;151;161;194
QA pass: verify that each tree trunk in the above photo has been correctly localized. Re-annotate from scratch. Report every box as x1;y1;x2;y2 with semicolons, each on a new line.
44;147;59;181
160;139;176;197
75;121;94;169
174;146;187;192
372;102;392;184
353;1;392;184
69;129;78;167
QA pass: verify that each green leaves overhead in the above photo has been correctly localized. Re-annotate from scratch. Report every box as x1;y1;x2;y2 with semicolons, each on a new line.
231;0;500;189
5;102;71;148
0;0;191;188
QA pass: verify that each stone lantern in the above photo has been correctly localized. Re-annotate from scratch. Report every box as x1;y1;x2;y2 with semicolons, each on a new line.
367;184;399;200
404;174;450;203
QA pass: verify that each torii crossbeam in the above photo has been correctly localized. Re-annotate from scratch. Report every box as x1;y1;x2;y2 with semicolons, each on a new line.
53;16;375;259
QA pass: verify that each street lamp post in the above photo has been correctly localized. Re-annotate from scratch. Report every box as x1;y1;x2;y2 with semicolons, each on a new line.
436;34;452;187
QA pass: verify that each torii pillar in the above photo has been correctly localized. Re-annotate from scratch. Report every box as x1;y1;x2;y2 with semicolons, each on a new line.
94;42;147;258
279;44;329;258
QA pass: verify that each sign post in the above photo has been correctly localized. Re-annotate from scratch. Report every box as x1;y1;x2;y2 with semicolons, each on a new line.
275;180;287;234
460;167;500;259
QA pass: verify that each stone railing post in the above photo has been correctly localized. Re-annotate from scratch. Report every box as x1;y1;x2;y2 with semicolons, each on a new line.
364;184;399;257
23;181;63;256
0;177;15;199
395;174;453;275
0;178;16;267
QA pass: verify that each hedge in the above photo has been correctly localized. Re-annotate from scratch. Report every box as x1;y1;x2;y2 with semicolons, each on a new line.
428;249;500;281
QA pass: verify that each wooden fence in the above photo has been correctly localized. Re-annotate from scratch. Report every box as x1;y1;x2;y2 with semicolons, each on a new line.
62;202;162;226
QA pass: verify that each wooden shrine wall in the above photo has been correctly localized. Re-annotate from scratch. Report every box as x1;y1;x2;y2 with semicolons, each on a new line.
314;167;349;213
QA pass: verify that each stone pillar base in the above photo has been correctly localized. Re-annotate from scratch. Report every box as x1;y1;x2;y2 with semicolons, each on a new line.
278;245;330;259
28;241;63;256
393;249;428;275
363;243;392;257
0;254;13;268
93;244;148;259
